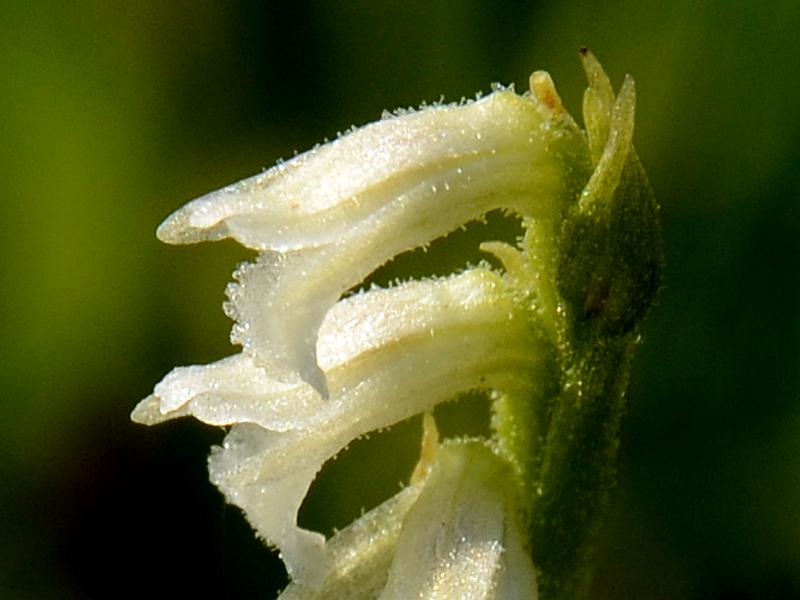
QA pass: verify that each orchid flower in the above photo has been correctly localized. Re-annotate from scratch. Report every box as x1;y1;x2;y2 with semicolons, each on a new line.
133;50;662;599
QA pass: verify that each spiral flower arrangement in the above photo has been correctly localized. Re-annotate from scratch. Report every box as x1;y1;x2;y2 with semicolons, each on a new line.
133;50;662;599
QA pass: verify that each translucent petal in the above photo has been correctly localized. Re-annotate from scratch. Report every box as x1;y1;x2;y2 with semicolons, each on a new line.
207;424;327;584
278;485;423;600
157;91;568;252
130;354;320;430
132;268;546;431
158;268;548;586
380;442;538;600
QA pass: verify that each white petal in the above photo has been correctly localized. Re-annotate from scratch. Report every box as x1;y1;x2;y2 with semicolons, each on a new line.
157;90;568;252
200;269;546;586
133;268;546;431
278;484;423;600
160;90;580;393
130;354;320;430
207;424;327;583
380;442;538;600
222;228;534;396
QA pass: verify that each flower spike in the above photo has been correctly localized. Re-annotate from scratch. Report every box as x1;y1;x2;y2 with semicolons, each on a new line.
135;51;662;599
157;88;586;395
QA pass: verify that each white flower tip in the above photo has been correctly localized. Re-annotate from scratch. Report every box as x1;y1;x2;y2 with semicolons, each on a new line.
155;177;271;248
130;394;186;424
155;204;224;246
155;207;186;244
130;395;161;424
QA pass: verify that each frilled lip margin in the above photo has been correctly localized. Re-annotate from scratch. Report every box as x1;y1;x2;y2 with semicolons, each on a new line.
132;268;547;590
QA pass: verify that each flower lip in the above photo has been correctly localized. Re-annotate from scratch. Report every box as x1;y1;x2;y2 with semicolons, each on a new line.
132;268;544;433
132;268;547;587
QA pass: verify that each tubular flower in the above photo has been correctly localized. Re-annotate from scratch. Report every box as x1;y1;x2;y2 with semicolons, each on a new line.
154;74;584;397
133;50;662;599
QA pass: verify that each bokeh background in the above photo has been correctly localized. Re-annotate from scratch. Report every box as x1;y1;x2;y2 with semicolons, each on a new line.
2;1;799;598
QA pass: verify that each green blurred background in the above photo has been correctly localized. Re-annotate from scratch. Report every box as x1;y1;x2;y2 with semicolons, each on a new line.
2;1;798;598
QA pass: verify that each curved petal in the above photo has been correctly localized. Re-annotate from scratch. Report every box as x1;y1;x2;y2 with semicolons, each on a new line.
130;354;319;430
380;442;538;600
157;90;573;252
137;268;548;586
158;88;584;394
132;268;548;431
277;484;423;599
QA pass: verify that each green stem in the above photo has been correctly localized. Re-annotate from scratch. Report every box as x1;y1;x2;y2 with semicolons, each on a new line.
530;338;635;599
490;52;662;599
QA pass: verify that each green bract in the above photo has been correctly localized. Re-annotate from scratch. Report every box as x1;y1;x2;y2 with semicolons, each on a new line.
133;50;662;599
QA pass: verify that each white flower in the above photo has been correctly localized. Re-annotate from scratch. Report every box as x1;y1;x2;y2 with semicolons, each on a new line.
133;268;547;584
379;442;538;600
133;70;584;585
133;51;658;598
280;438;538;600
154;77;584;397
